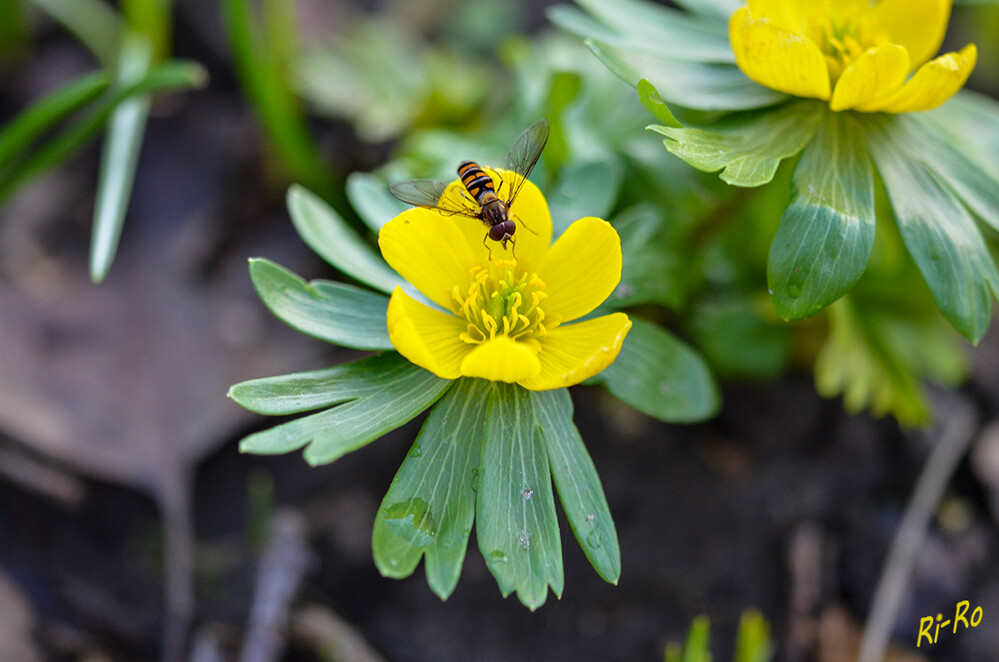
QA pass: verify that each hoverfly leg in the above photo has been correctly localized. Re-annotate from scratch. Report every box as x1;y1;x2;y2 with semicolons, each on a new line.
482;232;494;261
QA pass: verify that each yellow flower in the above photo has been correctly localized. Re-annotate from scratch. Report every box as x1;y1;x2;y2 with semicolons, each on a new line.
378;168;631;391
729;0;976;112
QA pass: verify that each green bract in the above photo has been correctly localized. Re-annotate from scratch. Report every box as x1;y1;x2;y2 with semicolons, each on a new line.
229;182;719;608
551;0;999;423
553;0;999;342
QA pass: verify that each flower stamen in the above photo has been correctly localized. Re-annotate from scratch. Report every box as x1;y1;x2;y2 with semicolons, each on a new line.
452;259;557;348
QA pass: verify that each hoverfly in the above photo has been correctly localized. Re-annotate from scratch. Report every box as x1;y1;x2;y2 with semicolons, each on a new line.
388;118;549;254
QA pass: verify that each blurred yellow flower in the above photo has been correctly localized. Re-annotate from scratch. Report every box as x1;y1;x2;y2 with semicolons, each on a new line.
729;0;976;112
378;168;631;390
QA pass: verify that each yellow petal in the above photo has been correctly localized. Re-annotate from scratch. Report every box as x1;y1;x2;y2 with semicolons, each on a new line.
378;207;476;309
386;286;468;379
535;216;622;324
452;167;553;269
729;6;831;100
459;336;541;383
863;44;976;113
746;0;809;33
871;0;952;69
519;313;632;391
830;43;909;111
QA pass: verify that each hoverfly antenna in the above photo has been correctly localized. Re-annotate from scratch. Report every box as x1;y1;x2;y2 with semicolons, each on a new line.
512;213;538;236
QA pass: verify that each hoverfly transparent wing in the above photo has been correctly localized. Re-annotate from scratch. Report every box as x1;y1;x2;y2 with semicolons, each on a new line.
388;178;480;218
500;118;549;205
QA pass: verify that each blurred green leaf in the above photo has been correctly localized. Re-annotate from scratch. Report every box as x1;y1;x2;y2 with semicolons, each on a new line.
547;158;622;236
122;0;171;61
671;0;742;20
672;615;712;662
583;38;784;111
372;378;490;599
235;353;452;466
287;185;402;294
28;0;122;65
649;100;821;187
346;171;409;233
222;0;336;200
532;388;620;584
552;0;733;63
590;317;720;423
862;115;999;343
0;70;109;167
248;258;392;351
477;383;563;610
815;295;968;426
734;609;772;662
768;109;875;319
687;296;791;380
607;203;688;310
90;33;153;283
0;61;206;205
0;0;28;55
296;19;492;142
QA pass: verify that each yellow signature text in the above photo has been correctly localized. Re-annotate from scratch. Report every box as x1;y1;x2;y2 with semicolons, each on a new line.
917;600;983;647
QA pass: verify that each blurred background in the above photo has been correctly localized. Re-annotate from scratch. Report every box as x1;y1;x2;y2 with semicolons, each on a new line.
2;0;999;660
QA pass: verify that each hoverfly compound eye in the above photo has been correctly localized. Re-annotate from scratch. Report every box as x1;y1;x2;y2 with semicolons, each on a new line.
490;221;515;242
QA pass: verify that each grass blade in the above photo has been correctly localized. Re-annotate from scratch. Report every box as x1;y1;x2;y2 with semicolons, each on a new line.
90;33;153;282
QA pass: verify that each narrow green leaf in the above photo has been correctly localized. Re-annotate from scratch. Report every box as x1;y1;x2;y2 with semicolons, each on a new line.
222;0;337;200
584;38;786;112
90;33;154;283
0;71;109;168
346;171;409;233
649;100;821;187
532;388;620;584
734;609;772;662
248;258;392;351
864;116;999;343
637;79;682;128
0;61;206;205
236;353;452;465
286;185;402;294
229;353;422;416
768;110;875;319
477;383;563;610
28;0;123;65
682;616;712;662
547;159;622;236
372;378;491;599
590;317;719;423
122;0;172;61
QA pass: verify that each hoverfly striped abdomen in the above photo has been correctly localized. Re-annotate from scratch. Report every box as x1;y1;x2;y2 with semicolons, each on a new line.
457;161;497;205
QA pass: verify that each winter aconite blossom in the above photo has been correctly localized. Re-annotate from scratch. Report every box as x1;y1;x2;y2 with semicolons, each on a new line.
379;168;631;390
730;0;976;112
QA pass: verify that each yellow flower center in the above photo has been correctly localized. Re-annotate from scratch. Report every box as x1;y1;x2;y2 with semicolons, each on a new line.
807;9;888;84
451;259;560;349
